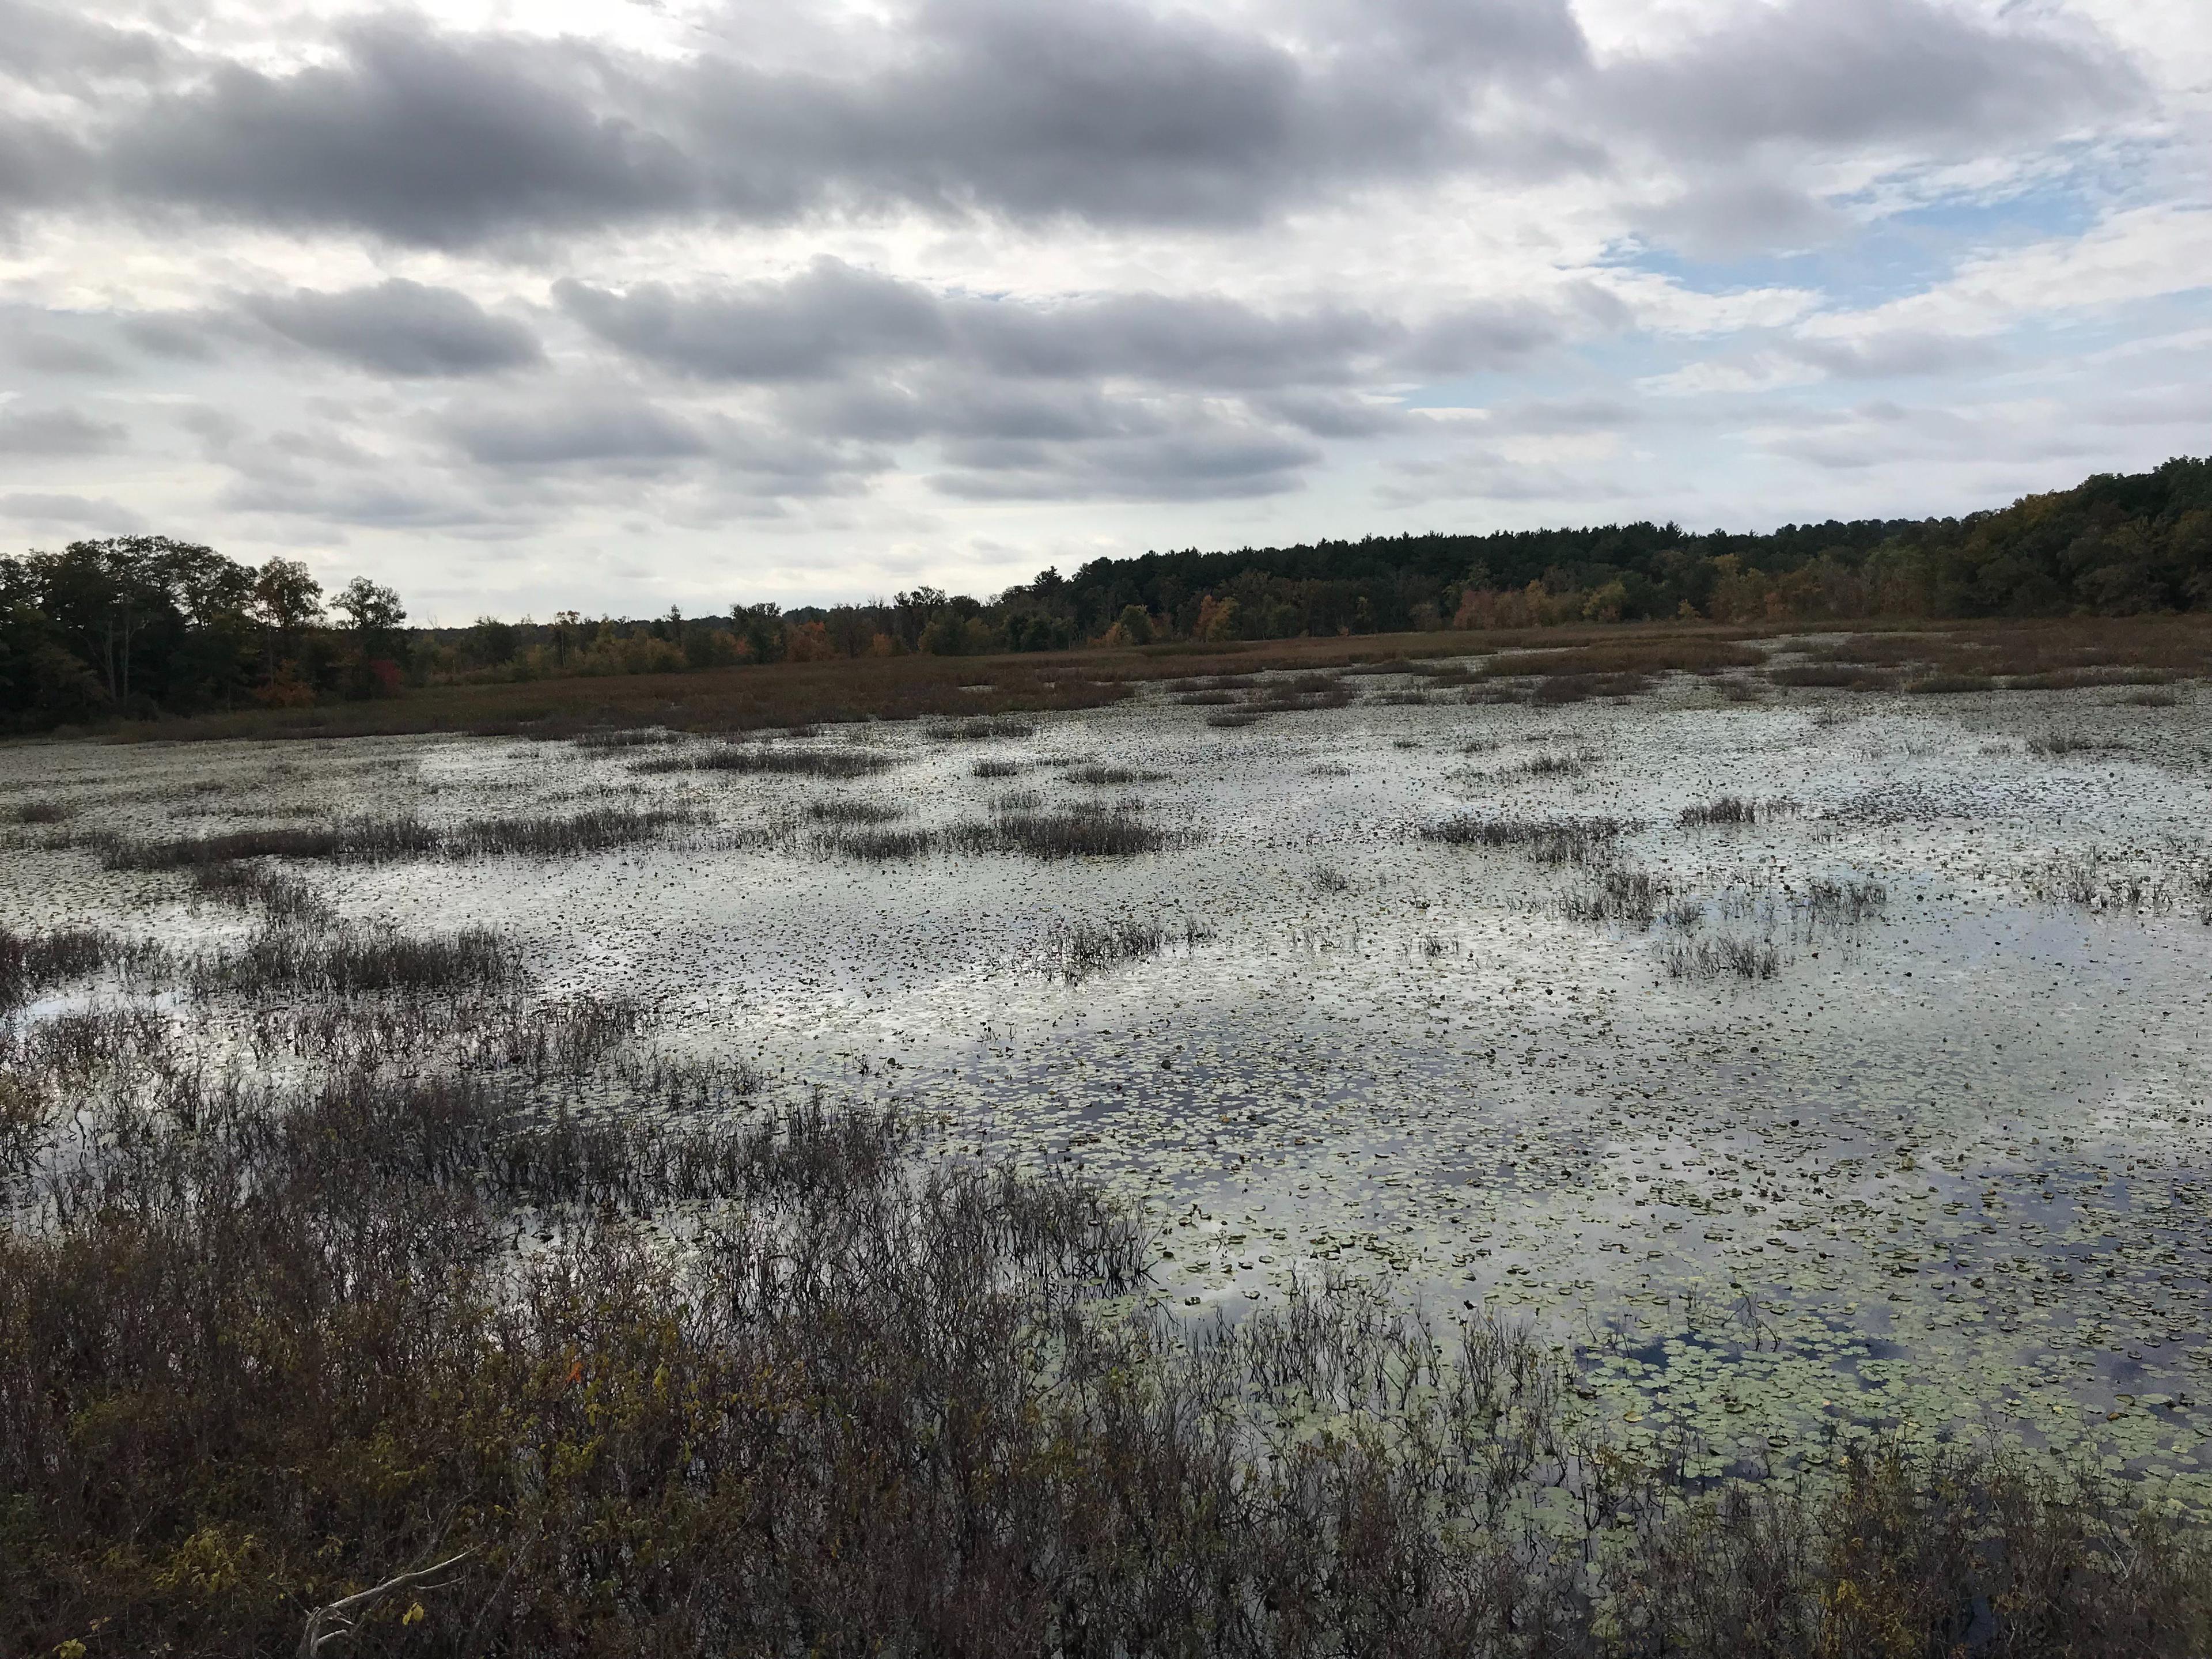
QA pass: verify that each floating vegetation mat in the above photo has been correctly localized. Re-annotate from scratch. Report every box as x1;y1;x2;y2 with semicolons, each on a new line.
6;672;2212;1533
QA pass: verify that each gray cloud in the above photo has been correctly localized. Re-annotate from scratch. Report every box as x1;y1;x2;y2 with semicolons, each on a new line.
0;404;126;456
12;333;122;376
559;263;1514;391
556;268;1450;500
0;490;148;533
1787;331;2007;380
442;396;710;469
0;0;2124;251
1600;0;2133;158
931;425;1319;501
10;0;1592;244
555;265;946;381
243;279;545;377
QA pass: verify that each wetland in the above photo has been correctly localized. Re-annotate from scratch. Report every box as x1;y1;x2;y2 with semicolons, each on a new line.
5;635;2211;1654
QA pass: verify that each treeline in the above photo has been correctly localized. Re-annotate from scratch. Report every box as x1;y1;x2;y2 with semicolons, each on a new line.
6;458;2209;728
448;453;2210;677
1;537;405;729
1024;453;2212;645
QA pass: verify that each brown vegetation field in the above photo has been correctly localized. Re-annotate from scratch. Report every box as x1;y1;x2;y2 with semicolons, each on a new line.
45;613;2209;746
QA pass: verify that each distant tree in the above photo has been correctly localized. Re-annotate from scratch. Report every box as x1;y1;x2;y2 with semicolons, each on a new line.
1109;604;1153;646
334;578;407;693
252;558;323;678
468;615;518;666
335;577;406;642
732;602;785;664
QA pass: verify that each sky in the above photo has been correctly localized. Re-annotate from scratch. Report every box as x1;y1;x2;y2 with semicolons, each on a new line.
1;0;2208;622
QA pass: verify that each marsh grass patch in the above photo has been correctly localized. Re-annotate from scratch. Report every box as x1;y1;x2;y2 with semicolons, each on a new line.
1662;934;1783;981
0;927;161;1012
1509;748;1601;779
193;926;521;999
925;716;1038;741
953;801;1188;859
2028;732;2126;757
805;798;906;825
1560;866;1669;928
1027;917;1214;983
810;825;939;861
1426;814;1633;868
641;746;904;778
572;726;683;748
1063;763;1169;787
1679;796;1798;827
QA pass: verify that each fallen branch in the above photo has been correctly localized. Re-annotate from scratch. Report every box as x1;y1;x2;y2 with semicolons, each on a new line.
298;1551;471;1658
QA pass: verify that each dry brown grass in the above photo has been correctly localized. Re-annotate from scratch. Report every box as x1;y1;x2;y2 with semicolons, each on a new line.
1794;618;2211;685
1480;638;1770;677
40;616;2207;746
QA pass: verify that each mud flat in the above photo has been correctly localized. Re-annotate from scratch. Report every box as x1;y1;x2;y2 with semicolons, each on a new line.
7;660;2211;1514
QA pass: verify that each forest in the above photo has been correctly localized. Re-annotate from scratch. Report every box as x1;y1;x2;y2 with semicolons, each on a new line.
4;455;2208;730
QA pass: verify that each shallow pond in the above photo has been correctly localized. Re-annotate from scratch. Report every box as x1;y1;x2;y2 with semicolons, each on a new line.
7;666;2211;1508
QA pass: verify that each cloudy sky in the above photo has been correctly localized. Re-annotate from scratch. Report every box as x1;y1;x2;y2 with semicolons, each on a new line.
2;0;2207;619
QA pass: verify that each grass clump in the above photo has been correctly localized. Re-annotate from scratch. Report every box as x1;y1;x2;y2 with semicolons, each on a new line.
1770;663;1899;690
805;798;906;825
1662;934;1782;981
188;861;335;926
972;757;1024;778
925;716;1037;740
1063;763;1167;786
953;801;1185;859
0;926;157;1012
571;726;682;748
1805;877;1888;929
444;808;696;857
192;927;520;998
1561;866;1669;927
643;745;904;778
1426;814;1632;868
1678;796;1796;828
2027;732;2123;757
1512;749;1599;778
811;825;938;861
1028;917;1213;983
100;809;692;868
7;799;71;825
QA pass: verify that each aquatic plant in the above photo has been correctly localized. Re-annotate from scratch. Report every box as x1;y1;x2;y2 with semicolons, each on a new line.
571;726;683;748
0;926;158;1012
641;745;904;778
805;798;906;825
94;808;694;868
810;825;938;861
1027;916;1213;983
1661;934;1783;981
1063;763;1167;786
925;716;1037;740
1426;814;1633;867
1561;866;1669;928
192;926;520;998
952;801;1186;858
